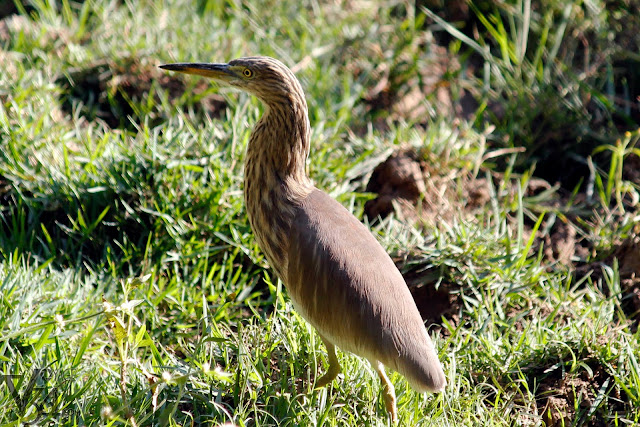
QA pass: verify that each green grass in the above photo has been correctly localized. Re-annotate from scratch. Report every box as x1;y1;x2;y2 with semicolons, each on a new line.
1;0;639;425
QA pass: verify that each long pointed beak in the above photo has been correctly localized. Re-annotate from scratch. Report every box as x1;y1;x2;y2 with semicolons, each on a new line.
159;63;235;81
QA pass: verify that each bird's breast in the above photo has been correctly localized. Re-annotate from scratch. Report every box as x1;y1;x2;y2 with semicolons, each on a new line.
243;126;313;283
244;188;292;279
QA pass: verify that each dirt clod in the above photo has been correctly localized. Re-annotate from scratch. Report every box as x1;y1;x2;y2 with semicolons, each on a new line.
363;148;490;224
409;281;460;328
398;257;461;331
537;365;622;427
616;236;640;321
463;177;491;209
364;149;426;220
0;3;20;19
543;220;578;265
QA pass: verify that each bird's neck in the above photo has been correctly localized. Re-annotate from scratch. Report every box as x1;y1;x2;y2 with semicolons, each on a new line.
248;98;311;181
243;97;314;278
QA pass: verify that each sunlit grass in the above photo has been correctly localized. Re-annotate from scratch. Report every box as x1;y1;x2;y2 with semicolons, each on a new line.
0;0;638;425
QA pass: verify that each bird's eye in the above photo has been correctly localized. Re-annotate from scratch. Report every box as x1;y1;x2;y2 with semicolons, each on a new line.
242;68;253;78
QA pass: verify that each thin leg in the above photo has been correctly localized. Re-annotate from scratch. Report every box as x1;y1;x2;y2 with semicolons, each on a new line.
314;334;341;388
373;360;397;424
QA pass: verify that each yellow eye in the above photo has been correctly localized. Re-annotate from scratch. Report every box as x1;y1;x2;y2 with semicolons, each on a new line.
242;68;253;78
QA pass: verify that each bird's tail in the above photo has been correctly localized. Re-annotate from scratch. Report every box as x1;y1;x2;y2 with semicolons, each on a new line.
394;330;446;393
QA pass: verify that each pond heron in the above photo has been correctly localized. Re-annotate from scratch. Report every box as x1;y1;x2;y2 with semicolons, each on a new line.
160;56;446;422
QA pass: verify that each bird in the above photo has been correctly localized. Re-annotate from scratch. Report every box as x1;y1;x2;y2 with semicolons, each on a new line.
160;56;446;422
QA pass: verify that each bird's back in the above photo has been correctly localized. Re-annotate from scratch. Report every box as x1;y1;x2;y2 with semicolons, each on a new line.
287;189;446;392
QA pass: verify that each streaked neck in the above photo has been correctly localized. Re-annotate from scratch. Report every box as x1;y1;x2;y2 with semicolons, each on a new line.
243;96;314;279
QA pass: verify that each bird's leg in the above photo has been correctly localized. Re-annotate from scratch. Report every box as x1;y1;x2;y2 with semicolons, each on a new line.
373;361;398;424
314;335;341;388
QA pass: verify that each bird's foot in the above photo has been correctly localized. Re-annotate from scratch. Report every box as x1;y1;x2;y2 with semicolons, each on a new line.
381;382;398;424
314;362;340;388
315;335;341;389
373;361;398;424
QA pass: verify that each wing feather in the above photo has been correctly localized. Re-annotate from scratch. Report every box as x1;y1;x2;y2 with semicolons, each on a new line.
286;189;445;391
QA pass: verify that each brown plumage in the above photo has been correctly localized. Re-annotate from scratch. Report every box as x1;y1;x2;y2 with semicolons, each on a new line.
160;56;446;422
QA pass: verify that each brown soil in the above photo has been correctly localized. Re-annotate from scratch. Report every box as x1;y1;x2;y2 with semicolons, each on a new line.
622;274;640;324
363;148;582;236
503;345;632;427
409;282;460;331
615;236;640;322
623;149;640;186
543;221;577;265
363;147;590;263
364;148;494;226
364;149;427;221
534;216;593;267
380;1;640;191
365;150;635;325
56;58;227;130
360;41;479;129
0;2;20;19
418;0;470;24
401;261;461;329
573;234;640;325
536;365;621;427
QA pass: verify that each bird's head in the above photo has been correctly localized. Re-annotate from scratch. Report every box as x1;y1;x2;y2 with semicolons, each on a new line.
160;56;304;106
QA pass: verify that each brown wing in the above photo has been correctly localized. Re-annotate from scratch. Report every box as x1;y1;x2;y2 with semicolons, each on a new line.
287;189;445;392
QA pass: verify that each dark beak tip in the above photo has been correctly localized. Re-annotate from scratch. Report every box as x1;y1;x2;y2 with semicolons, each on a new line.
157;62;232;78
